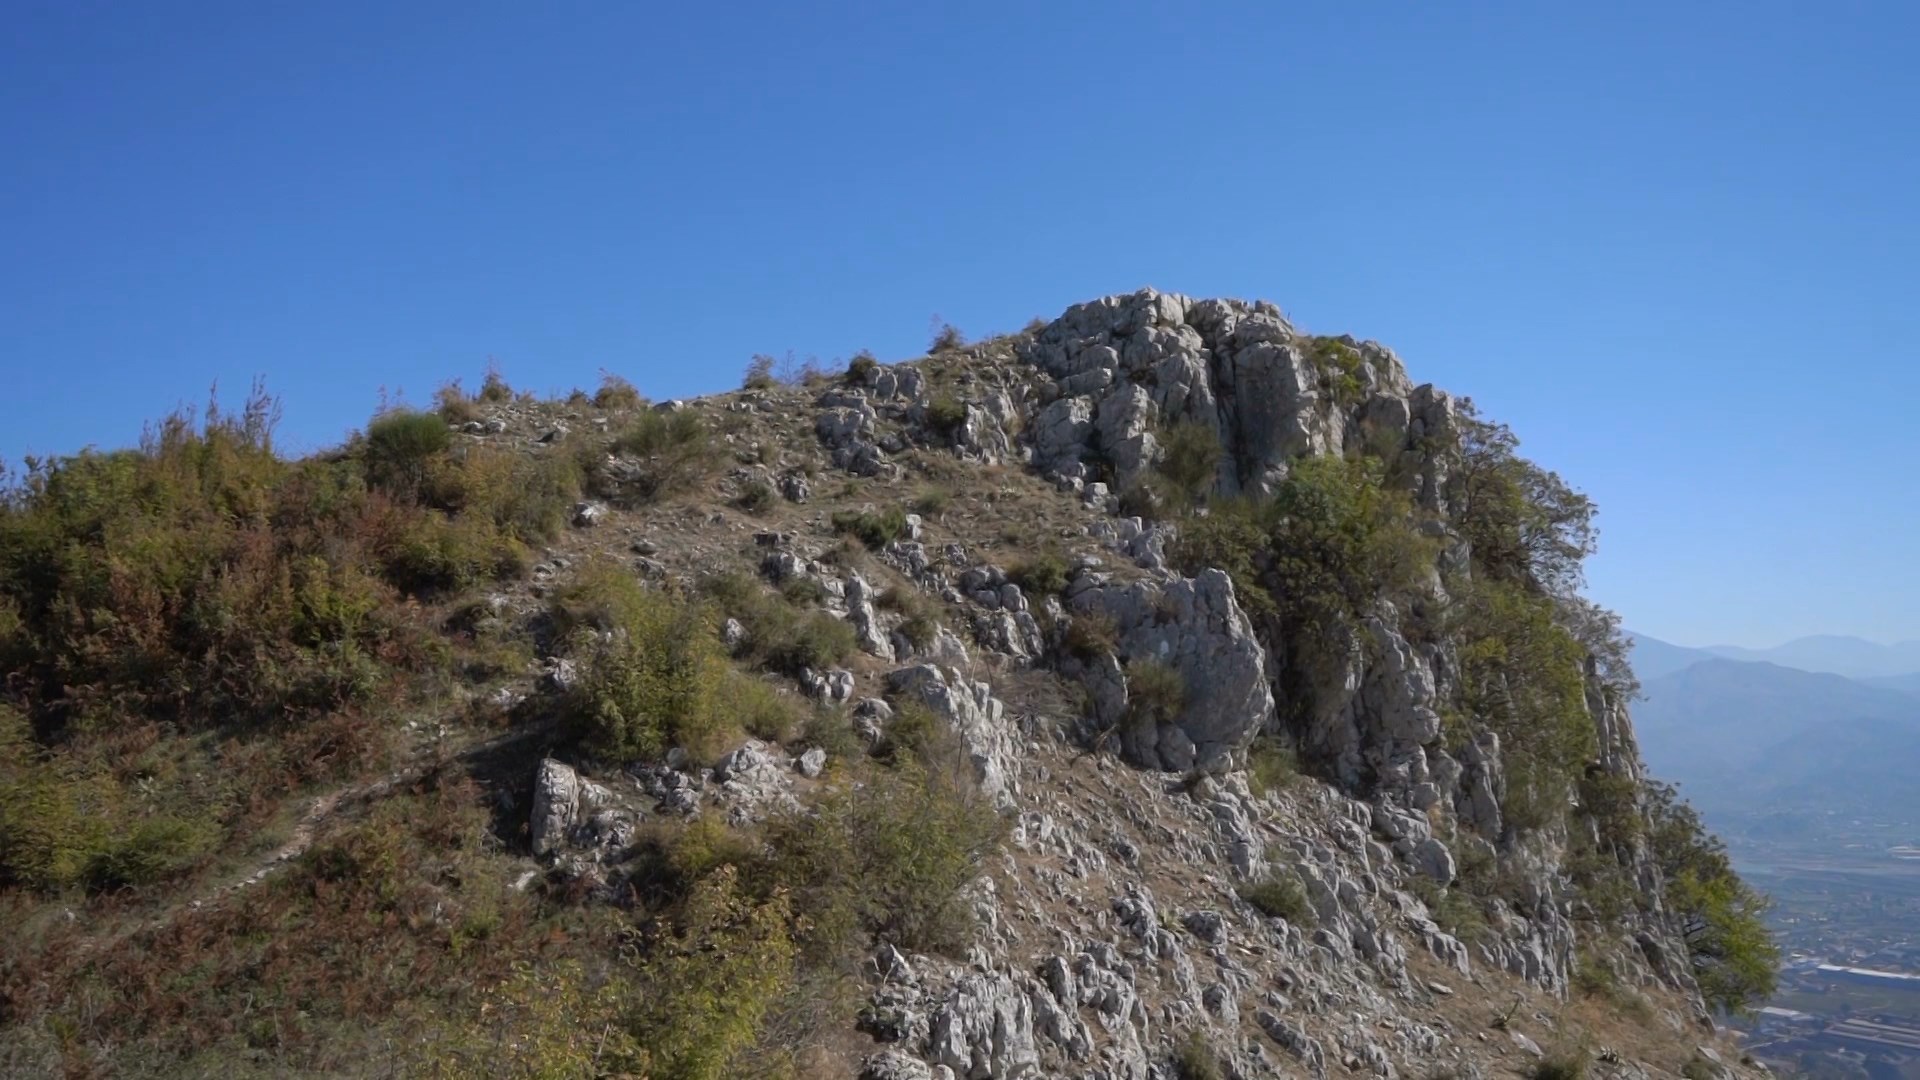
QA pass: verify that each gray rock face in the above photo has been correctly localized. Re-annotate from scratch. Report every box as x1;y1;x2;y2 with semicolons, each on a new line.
1069;568;1274;772
1019;288;1436;500
887;664;1019;808
529;758;581;857
927;973;1040;1079
847;572;897;662
859;1050;935;1080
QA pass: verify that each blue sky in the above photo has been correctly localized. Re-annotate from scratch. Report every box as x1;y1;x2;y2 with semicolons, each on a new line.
3;2;1915;648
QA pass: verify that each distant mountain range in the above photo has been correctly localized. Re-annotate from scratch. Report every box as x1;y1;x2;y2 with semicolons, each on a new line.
1626;633;1920;825
1629;631;1920;680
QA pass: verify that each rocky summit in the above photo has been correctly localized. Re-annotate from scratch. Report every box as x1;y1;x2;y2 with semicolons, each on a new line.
0;289;1774;1078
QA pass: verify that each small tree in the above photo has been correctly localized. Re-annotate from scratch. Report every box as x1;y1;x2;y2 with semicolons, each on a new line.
1155;420;1223;511
742;354;777;390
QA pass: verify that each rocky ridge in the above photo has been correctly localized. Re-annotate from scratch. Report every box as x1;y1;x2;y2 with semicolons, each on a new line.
508;289;1758;1079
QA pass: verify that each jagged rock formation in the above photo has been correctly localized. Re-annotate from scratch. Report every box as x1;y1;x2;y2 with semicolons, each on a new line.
511;289;1760;1079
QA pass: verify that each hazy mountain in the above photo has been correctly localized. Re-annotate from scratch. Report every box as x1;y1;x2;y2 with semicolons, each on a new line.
1859;671;1920;697
1698;634;1920;679
1634;658;1920;819
1625;631;1719;680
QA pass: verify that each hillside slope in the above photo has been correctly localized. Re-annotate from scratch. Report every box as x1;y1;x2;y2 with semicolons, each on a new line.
0;290;1770;1079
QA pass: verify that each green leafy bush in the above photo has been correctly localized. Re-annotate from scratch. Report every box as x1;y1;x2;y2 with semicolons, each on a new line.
1247;736;1299;796
846;352;879;384
735;480;776;514
831;506;908;549
435;380;482;426
1646;781;1779;1013
562;565;732;763
1154;420;1223;510
758;757;1002;960
594;372;643;410
364;409;452;494
911;487;951;518
1009;550;1070;597
929;324;965;353
925;394;969;437
1449;579;1594;829
1305;336;1367;407
701;572;855;676
1238;870;1315;925
1174;1029;1224;1080
742;354;776;390
624;866;795;1080
1529;1050;1590;1080
478;363;513;403
608;410;719;502
1062;610;1119;661
1125;659;1185;732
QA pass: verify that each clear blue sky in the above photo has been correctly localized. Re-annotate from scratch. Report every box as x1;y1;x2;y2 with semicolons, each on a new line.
3;2;1915;648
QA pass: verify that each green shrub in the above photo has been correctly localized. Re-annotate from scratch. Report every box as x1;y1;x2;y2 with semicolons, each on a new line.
873;701;945;769
911;487;951;518
1247;737;1299;796
1406;875;1488;941
878;585;938;650
742;355;777;390
563;567;732;763
846;352;880;384
831;506;908;549
624;866;795;1080
1062;610;1119;661
1009;550;1070;597
1305;336;1366;407
1645;781;1779;1013
925;394;969;437
364;409;452;494
593;372;643;410
701;572;856;677
1125;659;1185;731
607;410;718;502
1155;421;1223;510
1530;1050;1589;1080
758;757;1002;960
1238;870;1315;925
478;363;513;403
929;324;965;353
720;673;808;743
735;480;776;514
1450;579;1594;829
435;381;482;426
1174;1029;1224;1080
801;706;863;763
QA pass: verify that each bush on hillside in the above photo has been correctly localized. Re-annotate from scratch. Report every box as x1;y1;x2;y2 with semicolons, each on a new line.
1238;869;1315;925
831;506;908;549
742;355;776;390
363;409;452;495
700;571;856;677
560;564;733;763
607;409;719;502
1154;420;1223;510
1009;550;1070;597
758;756;1002;960
593;372;643;410
929;323;965;353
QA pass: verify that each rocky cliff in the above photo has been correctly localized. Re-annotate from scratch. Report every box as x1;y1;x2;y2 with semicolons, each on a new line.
521;290;1762;1079
0;290;1768;1079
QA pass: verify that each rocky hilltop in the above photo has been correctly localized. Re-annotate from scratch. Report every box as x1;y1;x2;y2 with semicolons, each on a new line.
0;290;1773;1078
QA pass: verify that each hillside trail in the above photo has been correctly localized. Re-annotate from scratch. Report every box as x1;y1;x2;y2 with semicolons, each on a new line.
73;507;626;957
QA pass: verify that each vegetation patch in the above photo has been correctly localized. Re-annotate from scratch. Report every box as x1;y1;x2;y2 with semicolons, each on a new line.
1238;869;1315;925
831;506;909;549
701;571;856;677
1009;549;1070;597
